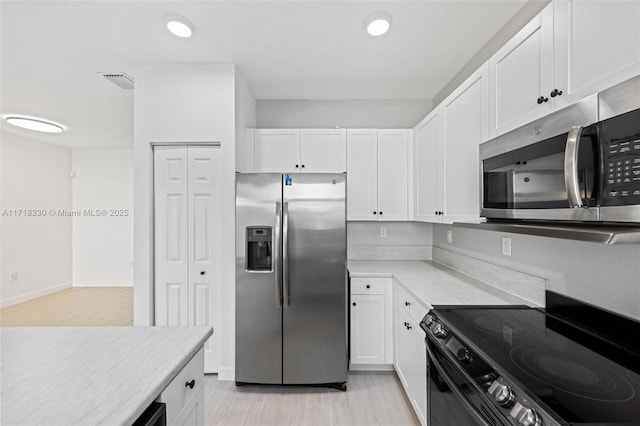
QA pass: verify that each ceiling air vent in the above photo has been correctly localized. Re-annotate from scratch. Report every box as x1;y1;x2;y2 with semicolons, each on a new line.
99;72;134;90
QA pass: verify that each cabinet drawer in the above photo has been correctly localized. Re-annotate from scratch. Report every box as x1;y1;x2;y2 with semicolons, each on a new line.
394;282;428;324
351;277;388;295
159;348;204;425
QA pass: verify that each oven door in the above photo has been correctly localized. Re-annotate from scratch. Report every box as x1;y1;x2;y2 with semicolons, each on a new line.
481;125;599;222
427;339;509;426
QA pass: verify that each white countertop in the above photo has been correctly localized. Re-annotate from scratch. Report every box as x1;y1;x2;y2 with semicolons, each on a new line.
348;260;530;308
1;326;212;426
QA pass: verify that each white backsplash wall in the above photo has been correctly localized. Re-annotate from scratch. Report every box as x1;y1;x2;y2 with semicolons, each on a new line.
348;222;433;260
433;224;640;321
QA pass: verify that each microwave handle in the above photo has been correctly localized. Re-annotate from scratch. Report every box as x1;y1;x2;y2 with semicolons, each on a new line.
564;126;584;208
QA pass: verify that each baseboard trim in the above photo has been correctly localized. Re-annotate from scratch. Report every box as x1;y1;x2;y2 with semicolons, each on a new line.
1;282;71;308
217;366;235;381
72;283;133;287
349;363;395;372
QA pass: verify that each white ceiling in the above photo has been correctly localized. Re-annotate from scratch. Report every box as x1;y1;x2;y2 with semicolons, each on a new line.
0;1;526;148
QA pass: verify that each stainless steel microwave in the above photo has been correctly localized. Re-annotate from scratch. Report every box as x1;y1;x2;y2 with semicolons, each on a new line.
479;78;640;224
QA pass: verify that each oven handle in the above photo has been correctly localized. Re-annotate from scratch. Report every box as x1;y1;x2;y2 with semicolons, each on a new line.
426;341;493;426
564;126;584;208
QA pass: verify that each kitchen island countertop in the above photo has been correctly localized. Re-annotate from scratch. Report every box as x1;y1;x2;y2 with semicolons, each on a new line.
348;260;532;308
1;326;212;426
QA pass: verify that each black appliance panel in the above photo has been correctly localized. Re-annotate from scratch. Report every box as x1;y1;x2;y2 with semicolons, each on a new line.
600;108;640;205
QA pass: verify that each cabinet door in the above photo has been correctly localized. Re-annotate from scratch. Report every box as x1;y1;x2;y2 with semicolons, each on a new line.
441;65;488;223
350;294;386;365
154;146;189;327
187;147;221;373
394;304;413;392
300;129;347;172
255;129;301;173
346;129;378;221
488;4;554;138
377;129;408;221
174;384;203;426
553;0;640;109
413;109;442;223
410;325;428;426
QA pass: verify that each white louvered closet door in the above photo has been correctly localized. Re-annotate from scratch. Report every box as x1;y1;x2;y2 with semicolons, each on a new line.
154;145;221;373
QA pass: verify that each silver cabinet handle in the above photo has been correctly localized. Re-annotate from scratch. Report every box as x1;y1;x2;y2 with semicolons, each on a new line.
564;126;584;208
282;202;290;308
274;202;282;307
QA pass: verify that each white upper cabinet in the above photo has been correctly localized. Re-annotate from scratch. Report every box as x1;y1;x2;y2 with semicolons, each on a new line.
346;129;409;221
255;129;301;173
413;108;442;223
488;4;554;139
300;129;347;172
346;129;378;221
441;63;488;223
377;129;409;221
254;128;346;173
414;65;487;224
489;1;640;139
553;0;640;109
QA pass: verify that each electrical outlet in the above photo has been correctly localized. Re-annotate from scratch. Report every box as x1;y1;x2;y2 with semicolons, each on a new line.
501;237;512;256
446;230;453;244
10;272;18;281
380;227;387;238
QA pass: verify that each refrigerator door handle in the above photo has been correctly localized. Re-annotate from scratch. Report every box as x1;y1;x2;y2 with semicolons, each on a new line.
282;201;290;308
274;202;282;307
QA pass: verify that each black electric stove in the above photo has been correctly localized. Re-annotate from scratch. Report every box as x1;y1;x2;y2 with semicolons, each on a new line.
421;291;640;426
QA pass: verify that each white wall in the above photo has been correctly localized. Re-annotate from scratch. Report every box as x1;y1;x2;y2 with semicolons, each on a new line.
433;224;640;321
348;222;433;260
132;64;240;379
256;99;432;128
235;72;257;172
1;131;72;307
72;149;133;287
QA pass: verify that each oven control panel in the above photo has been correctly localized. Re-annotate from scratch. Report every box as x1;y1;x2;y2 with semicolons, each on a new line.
600;108;640;206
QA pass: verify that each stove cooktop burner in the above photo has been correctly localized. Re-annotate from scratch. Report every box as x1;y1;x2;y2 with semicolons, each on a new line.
510;345;636;403
464;313;528;338
429;300;640;425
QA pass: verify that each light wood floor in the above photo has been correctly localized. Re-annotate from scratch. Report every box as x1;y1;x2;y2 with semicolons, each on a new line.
1;287;418;425
203;373;419;426
0;287;133;326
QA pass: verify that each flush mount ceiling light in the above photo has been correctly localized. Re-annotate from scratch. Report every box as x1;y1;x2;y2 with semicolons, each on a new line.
3;115;65;133
365;12;391;37
165;14;194;38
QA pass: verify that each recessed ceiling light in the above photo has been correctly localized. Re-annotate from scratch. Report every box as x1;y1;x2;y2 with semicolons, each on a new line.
166;14;194;38
365;12;391;37
3;115;65;133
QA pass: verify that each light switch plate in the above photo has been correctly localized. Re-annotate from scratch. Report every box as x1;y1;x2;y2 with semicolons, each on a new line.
10;272;18;281
501;237;512;256
446;230;453;244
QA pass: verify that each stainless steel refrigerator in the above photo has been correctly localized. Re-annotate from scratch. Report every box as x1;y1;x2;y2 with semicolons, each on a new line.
235;173;347;389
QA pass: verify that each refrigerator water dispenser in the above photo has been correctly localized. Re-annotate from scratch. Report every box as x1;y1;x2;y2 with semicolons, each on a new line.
246;226;272;272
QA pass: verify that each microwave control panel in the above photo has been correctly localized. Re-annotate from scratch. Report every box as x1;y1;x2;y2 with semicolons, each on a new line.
600;108;640;206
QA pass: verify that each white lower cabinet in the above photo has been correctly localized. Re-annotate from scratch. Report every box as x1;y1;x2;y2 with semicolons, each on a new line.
159;348;205;426
349;277;393;370
394;283;428;425
351;294;386;365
